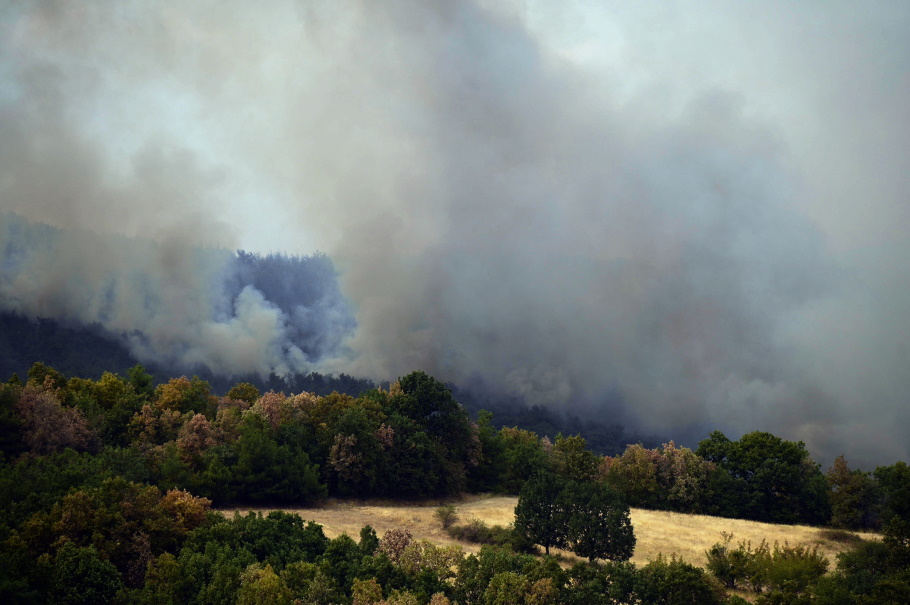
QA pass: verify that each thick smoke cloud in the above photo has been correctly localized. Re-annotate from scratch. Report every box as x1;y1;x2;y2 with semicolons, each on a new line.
1;1;908;466
0;215;355;376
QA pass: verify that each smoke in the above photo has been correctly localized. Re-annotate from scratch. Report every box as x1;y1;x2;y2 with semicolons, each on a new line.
0;215;355;376
1;0;908;466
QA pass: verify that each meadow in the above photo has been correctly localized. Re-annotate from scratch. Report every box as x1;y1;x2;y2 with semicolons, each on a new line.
228;494;876;569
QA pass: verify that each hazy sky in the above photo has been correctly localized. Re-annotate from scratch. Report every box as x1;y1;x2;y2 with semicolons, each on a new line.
1;0;908;467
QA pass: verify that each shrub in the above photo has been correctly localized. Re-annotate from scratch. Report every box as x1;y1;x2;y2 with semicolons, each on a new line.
744;540;773;593
705;532;759;590
765;542;828;594
708;533;828;597
448;518;494;544
434;504;459;529
637;555;727;605
818;528;864;546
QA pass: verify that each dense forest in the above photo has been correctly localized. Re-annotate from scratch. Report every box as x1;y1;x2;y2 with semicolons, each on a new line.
0;312;657;456
1;361;909;603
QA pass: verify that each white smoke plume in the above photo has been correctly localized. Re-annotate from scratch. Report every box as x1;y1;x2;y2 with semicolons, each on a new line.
1;1;908;466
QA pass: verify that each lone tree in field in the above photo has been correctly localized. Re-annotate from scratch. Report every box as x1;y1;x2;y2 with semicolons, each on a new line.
514;472;570;555
515;474;635;561
562;480;635;562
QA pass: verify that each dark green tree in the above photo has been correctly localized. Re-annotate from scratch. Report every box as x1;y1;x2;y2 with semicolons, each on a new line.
324;404;383;496
697;430;830;524
358;525;379;557
467;410;507;492
513;472;569;555
636;555;725;605
827;455;880;530
127;364;155;400
0;380;24;457
318;533;363;594
875;461;910;525
378;414;449;497
393;372;475;477
51;541;123;605
562;480;636;562
231;415;326;504
563;560;638;605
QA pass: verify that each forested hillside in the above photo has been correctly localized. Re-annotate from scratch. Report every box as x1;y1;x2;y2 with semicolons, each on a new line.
0;312;372;398
0;312;657;456
1;363;908;603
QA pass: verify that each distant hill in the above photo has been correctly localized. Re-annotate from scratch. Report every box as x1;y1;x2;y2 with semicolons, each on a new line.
0;312;138;382
0;311;658;455
0;311;373;397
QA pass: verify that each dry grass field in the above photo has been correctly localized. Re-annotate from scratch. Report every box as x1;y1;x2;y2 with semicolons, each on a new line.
224;494;877;570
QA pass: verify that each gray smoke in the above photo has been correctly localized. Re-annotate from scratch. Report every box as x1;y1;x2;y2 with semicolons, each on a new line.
1;0;908;467
0;215;355;376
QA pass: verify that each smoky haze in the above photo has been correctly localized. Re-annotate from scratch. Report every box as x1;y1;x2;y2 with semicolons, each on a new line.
1;1;908;467
0;215;355;376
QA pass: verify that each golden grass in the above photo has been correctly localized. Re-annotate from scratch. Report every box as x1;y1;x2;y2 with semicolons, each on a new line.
627;508;877;568
222;495;877;569
221;494;515;556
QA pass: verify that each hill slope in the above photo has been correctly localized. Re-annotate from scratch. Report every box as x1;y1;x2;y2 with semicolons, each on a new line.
227;495;876;568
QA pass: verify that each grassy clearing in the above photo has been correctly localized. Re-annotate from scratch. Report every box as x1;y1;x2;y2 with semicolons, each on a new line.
223;494;877;569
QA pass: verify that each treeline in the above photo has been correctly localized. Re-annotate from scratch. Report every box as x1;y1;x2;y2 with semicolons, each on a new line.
2;362;907;525
0;362;657;509
0;365;482;505
601;433;909;531
0;312;375;398
0;311;654;456
451;384;664;457
0;313;139;384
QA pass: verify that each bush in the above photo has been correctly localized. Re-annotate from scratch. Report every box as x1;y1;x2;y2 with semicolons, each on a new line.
765;542;828;594
705;532;771;591
706;534;827;596
448;518;494;544
744;540;773;593
818;528;864;546
453;546;536;605
637;555;727;605
434;504;459;529
563;560;637;605
705;532;752;589
446;519;536;553
812;536;910;605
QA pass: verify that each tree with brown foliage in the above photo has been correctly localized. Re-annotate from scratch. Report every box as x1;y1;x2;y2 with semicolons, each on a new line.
15;383;94;454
